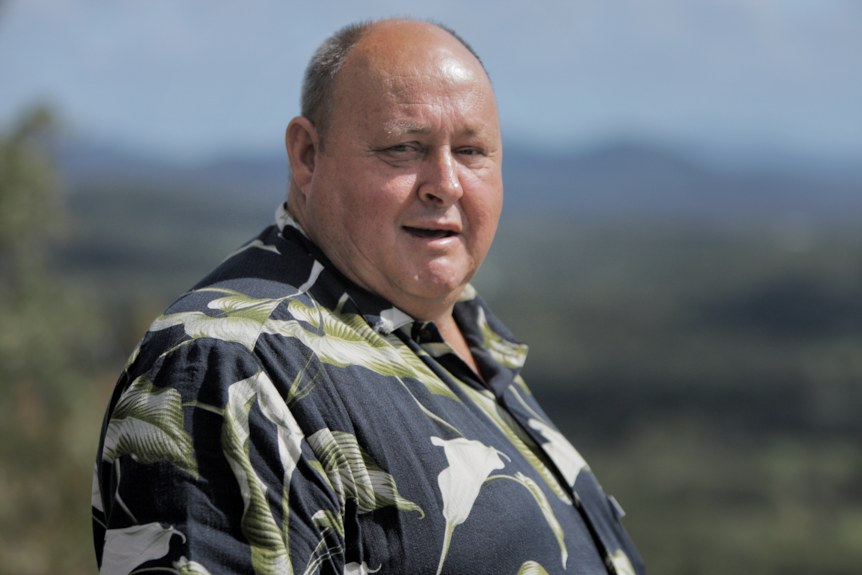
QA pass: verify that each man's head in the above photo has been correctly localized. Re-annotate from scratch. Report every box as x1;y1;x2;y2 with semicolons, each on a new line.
286;19;503;322
300;20;487;150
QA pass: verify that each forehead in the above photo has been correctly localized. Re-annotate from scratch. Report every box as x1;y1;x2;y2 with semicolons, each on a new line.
328;24;497;134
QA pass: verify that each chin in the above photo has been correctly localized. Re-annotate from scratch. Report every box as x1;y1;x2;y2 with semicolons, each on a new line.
408;269;473;300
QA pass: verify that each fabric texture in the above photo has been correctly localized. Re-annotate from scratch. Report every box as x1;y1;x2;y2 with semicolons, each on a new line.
92;204;645;575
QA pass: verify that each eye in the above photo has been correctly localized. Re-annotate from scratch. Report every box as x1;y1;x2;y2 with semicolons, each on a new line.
375;142;424;163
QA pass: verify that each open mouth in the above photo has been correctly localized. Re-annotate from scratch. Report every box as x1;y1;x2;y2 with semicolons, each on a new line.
403;226;456;240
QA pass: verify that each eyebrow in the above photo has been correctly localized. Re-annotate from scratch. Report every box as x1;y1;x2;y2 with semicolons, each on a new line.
383;120;484;138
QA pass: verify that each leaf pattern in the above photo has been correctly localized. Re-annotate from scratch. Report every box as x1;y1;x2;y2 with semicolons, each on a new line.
99;523;184;575
102;374;197;478
264;299;460;402
149;289;284;351
173;556;214;575
528;418;588;487
475;306;529;369
431;436;507;575
222;372;296;575
344;562;381;574
516;561;550;575
608;549;637;575
308;429;424;517
448;381;572;504
486;473;568;568
95;220;645;575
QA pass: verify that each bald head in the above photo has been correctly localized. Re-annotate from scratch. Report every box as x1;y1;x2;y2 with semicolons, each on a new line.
300;19;489;146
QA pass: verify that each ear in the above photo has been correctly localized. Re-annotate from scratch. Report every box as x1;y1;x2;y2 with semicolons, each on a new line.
285;116;319;194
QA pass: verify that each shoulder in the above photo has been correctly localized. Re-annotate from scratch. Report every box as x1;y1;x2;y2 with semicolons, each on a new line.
113;225;332;408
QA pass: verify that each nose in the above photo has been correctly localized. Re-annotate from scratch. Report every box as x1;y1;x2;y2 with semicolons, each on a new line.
418;147;463;207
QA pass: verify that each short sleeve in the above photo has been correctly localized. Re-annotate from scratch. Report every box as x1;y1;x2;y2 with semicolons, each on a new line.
93;336;347;575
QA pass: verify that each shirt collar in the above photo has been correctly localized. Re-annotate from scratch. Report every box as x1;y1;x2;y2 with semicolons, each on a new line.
275;202;414;336
275;202;309;239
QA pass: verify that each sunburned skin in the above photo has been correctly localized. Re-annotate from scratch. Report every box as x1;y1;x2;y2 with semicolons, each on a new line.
285;19;503;377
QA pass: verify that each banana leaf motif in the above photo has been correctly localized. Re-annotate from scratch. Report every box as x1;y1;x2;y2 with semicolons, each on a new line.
173;556;214;575
431;436;507;575
608;549;637;575
102;374;197;478
528;418;588;487
222;371;304;575
516;561;550;575
100;523;185;575
475;307;529;369
485;472;568;568
264;299;459;401
300;510;346;575
149;288;288;351
307;428;424;517
447;381;572;504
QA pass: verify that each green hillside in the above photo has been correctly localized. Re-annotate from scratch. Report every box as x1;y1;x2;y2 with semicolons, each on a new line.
3;114;860;573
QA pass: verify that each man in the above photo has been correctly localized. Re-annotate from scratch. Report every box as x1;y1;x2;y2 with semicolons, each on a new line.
93;19;645;575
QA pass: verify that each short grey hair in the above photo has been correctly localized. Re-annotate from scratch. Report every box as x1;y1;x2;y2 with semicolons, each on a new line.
300;19;486;148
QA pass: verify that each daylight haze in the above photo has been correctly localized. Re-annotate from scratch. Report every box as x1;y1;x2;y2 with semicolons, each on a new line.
1;0;860;164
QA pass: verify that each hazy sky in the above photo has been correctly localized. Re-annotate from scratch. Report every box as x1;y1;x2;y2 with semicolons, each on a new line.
1;0;860;162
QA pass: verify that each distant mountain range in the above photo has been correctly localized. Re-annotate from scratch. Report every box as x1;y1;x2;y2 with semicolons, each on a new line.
54;137;862;224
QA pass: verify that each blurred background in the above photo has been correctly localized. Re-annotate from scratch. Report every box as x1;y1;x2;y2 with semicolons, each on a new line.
1;0;861;573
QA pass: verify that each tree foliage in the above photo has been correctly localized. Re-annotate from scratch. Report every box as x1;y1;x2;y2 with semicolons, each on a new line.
0;107;105;574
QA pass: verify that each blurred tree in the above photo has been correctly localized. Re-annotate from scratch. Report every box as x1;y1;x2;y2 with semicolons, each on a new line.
0;106;105;574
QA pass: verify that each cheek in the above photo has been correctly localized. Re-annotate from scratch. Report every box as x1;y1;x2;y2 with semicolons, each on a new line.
466;188;503;239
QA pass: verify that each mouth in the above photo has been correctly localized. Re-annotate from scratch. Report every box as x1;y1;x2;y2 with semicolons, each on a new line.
403;226;458;240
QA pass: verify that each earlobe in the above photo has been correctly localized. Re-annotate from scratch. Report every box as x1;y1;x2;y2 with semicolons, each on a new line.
285;117;319;193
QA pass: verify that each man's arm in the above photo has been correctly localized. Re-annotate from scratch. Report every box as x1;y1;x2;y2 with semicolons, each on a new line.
93;336;346;575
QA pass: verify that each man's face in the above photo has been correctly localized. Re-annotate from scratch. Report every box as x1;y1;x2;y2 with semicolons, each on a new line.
297;28;503;319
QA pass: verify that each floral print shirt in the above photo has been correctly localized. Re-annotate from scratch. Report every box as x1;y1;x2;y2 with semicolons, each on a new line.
93;204;645;575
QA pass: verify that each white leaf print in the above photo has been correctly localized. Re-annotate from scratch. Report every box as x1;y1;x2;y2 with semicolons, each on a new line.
475;306;528;368
517;561;550;575
608;549;637;575
99;523;184;575
528;418;588;487
263;300;459;401
173;556;214;575
223;371;305;575
150;311;265;351
92;463;103;513
431;436;506;575
344;562;381;574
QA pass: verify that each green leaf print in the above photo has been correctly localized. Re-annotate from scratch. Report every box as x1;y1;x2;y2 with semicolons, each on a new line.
300;509;346;575
102;374;197;478
147;257;325;351
448;382;572;504
307;429;424;517
516;561;550;575
264;299;459;402
474;307;529;369
173;556;214;575
486;472;568;568
149;288;286;351
608;549;637;575
222;371;303;575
